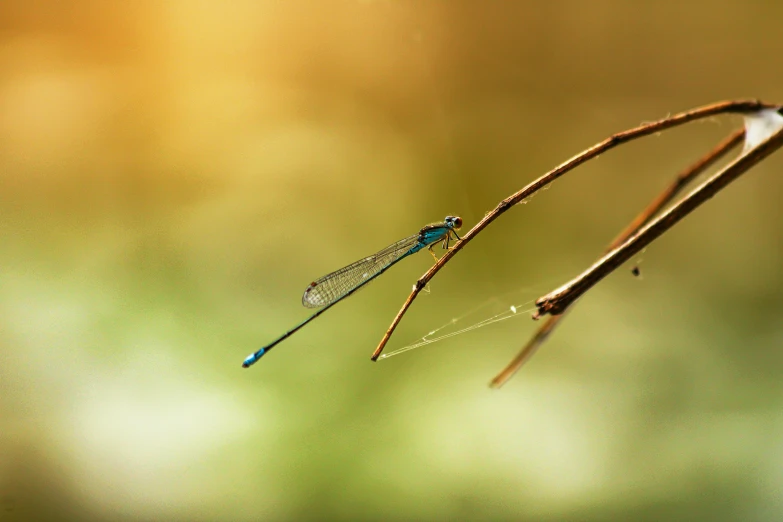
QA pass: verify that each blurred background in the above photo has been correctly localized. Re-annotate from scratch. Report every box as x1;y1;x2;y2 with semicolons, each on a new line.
2;1;782;520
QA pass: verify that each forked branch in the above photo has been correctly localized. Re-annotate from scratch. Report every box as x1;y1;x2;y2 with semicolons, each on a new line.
489;129;745;388
371;99;779;363
534;122;783;317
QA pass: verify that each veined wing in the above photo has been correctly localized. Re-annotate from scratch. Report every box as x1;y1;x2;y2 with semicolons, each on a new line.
302;233;422;308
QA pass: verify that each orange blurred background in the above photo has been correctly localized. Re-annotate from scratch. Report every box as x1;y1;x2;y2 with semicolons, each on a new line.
2;2;782;520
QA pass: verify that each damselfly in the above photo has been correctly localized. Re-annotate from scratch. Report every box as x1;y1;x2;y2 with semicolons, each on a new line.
242;216;462;368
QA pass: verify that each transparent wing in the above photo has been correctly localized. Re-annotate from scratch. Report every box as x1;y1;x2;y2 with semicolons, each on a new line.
302;234;421;308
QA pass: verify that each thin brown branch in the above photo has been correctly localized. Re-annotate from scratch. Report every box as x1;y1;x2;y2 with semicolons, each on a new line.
535;123;783;318
488;311;564;388
607;129;747;251
489;128;745;388
371;99;774;361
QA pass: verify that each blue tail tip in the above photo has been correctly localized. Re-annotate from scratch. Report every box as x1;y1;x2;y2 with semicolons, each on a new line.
242;348;265;368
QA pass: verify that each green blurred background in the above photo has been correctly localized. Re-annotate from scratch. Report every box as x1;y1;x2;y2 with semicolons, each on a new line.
2;1;783;520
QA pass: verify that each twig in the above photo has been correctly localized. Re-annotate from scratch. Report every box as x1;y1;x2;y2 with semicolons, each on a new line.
534;123;783;317
371;99;775;360
489;129;745;388
607;129;746;250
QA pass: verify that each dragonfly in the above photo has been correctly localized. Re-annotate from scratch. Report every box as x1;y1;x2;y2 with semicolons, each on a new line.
242;215;463;368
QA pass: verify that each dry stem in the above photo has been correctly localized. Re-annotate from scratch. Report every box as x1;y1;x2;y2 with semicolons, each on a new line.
489;129;745;388
371;99;775;361
534;123;783;317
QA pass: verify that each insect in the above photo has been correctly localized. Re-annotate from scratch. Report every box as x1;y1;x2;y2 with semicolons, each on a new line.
242;216;463;368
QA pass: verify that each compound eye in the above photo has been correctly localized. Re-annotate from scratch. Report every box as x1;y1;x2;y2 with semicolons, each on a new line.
452;217;462;229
